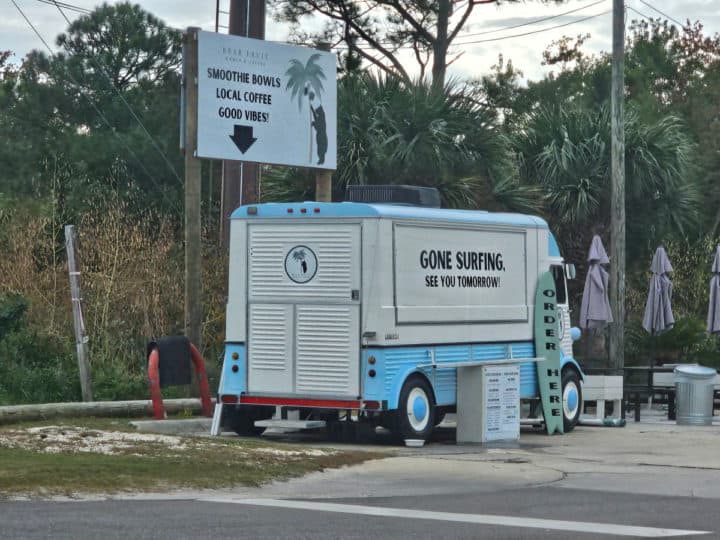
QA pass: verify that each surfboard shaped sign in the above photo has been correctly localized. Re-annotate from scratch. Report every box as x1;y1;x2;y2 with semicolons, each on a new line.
534;271;564;435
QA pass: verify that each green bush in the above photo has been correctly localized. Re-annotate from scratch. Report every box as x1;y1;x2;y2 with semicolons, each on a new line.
0;294;80;404
0;326;80;405
90;358;148;402
0;294;27;341
625;315;720;368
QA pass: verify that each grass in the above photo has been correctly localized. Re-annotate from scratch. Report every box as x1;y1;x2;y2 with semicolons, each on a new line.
0;417;379;497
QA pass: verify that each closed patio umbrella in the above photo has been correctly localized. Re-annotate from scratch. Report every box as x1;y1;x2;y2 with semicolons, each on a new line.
641;246;674;406
708;246;720;335
642;246;675;336
579;235;613;329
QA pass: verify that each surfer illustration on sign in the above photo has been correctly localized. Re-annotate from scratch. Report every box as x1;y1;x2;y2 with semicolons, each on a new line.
285;54;327;165
306;90;327;164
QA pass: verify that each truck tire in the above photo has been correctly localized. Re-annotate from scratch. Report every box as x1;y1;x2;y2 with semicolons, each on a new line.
392;375;436;442
562;369;582;432
224;405;274;437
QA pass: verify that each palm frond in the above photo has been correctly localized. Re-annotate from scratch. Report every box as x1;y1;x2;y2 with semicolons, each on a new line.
514;101;699;255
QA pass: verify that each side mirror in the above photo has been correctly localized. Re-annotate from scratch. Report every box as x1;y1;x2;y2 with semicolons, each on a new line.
564;263;577;280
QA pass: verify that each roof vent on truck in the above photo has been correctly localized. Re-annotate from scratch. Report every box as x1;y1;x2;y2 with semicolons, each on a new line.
344;185;441;208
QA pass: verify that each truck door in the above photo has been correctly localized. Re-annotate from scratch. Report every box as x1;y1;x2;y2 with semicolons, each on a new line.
246;223;361;398
550;264;573;357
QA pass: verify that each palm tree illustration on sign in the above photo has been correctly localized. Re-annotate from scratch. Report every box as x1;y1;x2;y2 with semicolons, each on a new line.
292;248;308;274
285;54;328;165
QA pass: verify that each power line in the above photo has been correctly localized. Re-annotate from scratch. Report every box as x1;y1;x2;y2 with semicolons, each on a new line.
453;9;611;46
49;0;185;188
31;0;609;54
637;0;686;28
460;0;608;38
335;8;611;50
9;0;184;216
35;0;89;14
626;5;654;22
332;0;609;50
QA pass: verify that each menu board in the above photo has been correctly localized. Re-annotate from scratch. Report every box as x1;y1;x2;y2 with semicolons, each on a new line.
481;364;520;442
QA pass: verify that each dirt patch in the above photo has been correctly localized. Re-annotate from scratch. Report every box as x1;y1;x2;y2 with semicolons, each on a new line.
0;422;376;497
0;426;338;458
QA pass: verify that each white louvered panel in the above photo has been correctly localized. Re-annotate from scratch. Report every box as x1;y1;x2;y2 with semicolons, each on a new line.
558;304;573;358
248;304;294;393
295;305;360;396
248;225;359;300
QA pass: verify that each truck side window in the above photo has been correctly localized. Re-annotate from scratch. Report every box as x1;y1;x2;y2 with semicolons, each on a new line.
550;265;567;304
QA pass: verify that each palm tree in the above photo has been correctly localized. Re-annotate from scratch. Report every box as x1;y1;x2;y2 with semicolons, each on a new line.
285;54;326;110
513;103;699;358
345;74;542;212
263;73;541;212
292;248;307;274
285;54;326;161
514;103;698;256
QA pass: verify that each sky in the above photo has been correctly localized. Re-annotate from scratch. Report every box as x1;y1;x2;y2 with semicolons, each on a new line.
2;0;719;82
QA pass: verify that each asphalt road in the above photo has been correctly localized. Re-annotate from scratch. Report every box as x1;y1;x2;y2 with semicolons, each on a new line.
5;418;720;539
1;486;715;539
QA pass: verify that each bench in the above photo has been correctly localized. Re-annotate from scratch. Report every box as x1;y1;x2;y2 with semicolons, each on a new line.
581;375;623;420
623;385;676;422
621;366;679;422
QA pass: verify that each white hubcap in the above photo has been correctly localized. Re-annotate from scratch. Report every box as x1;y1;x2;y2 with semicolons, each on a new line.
406;387;430;432
563;380;579;420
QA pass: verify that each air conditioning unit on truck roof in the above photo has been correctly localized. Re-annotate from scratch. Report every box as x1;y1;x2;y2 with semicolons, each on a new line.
217;201;583;441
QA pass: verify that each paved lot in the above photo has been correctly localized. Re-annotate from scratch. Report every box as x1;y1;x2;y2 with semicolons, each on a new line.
4;412;720;538
1;487;717;539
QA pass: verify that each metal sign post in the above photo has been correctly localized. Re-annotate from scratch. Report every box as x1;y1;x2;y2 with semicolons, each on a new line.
64;224;93;402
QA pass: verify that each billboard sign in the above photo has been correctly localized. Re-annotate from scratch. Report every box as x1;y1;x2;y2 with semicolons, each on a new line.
196;31;337;169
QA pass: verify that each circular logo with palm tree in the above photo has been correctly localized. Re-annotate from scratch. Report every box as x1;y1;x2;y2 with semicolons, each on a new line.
284;245;318;283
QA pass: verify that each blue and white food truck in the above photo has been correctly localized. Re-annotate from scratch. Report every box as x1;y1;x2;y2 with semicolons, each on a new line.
217;200;583;441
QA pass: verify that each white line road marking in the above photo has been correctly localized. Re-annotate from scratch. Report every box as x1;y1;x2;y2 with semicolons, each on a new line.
201;498;711;538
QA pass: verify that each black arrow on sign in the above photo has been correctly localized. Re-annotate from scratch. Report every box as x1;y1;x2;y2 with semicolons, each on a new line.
229;125;257;154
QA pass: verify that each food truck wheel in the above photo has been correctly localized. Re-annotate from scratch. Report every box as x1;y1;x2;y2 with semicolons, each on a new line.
562;369;582;432
226;405;274;436
394;375;436;441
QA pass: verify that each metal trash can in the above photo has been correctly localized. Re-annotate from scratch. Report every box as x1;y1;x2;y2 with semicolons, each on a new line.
674;365;717;425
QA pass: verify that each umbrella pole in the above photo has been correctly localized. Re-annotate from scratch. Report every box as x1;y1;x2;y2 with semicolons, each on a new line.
583;328;591;367
605;326;611;371
648;333;655;408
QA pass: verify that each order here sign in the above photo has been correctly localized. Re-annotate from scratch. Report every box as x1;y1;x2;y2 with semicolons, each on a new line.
195;30;337;169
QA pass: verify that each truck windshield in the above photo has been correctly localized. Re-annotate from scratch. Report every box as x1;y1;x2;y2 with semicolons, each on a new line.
550;265;567;304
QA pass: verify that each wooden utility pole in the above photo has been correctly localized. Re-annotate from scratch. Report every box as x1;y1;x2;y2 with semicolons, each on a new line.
315;41;333;202
64;225;93;402
183;28;202;348
316;171;332;202
609;0;626;373
220;0;266;246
